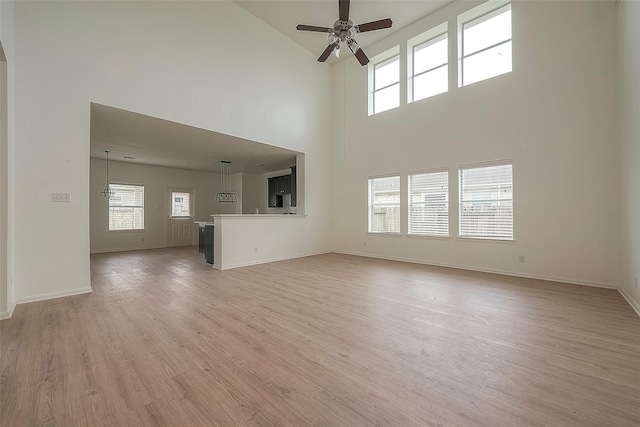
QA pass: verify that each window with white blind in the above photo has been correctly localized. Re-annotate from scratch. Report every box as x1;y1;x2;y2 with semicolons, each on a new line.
109;184;144;231
171;191;191;218
408;23;448;103
369;47;400;115
408;170;449;236
459;162;513;239
459;1;512;87
368;176;400;234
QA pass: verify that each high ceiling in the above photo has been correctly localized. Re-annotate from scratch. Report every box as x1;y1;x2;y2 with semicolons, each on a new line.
91;2;452;173
234;0;452;65
90;104;299;175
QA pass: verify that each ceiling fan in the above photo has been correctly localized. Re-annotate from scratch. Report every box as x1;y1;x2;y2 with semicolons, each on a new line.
296;0;393;66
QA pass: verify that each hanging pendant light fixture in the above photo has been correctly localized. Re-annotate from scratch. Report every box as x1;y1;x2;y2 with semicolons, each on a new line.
100;150;115;199
216;160;237;203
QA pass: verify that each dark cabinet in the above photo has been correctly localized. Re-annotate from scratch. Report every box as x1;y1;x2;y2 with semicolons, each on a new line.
290;166;297;207
267;169;297;208
198;224;206;254
268;177;283;207
277;175;290;194
204;225;214;265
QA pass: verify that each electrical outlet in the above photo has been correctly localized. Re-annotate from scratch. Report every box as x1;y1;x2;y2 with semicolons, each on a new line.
254;247;258;254
51;192;70;202
519;255;525;263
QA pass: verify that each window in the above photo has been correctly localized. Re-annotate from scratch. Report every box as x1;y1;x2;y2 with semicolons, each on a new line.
459;162;513;240
459;1;512;87
368;176;400;234
369;47;400;115
109;184;144;231
408;170;449;236
408;23;448;103
171;192;191;217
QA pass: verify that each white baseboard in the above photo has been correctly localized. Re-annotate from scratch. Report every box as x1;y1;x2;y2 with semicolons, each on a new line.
217;251;331;271
334;250;617;289
0;301;15;320
15;286;93;305
619;289;640;317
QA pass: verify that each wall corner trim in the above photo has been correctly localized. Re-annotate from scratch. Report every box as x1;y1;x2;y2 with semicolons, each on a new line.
14;287;93;306
0;301;16;320
618;289;640;318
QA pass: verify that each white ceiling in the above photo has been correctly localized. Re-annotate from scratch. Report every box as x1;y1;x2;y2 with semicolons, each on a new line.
234;0;452;65
90;103;299;175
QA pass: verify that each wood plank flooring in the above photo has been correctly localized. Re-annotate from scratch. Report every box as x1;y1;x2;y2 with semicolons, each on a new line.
1;247;639;426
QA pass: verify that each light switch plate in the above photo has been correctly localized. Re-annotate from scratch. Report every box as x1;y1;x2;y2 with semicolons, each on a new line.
52;192;71;202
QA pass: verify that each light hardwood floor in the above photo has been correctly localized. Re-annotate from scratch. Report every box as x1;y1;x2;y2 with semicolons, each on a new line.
1;247;639;426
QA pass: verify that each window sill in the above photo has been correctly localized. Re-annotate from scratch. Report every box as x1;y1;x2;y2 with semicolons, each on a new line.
367;232;402;237
407;234;450;240
457;236;516;244
108;229;145;234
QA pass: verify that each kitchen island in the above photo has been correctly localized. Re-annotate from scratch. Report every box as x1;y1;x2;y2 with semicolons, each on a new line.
210;214;314;270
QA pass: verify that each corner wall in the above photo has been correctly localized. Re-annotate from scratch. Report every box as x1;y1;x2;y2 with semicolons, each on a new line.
0;0;14;319
12;1;331;303
617;0;640;314
331;0;620;288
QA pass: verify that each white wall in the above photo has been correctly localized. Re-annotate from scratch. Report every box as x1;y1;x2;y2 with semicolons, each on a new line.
618;0;640;313
12;1;331;302
0;0;15;318
90;159;241;253
241;172;260;214
331;0;620;287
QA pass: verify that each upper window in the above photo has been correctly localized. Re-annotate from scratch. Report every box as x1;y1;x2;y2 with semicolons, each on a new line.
369;47;400;115
408;170;449;236
408;23;448;103
109;184;144;231
171;191;191;218
459;162;513;240
459;2;512;87
368;176;400;234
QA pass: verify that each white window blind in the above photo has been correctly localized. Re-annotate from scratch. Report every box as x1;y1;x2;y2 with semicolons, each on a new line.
459;163;513;239
460;3;512;86
368;176;400;234
408;170;449;236
171;192;190;217
109;184;144;231
373;55;400;114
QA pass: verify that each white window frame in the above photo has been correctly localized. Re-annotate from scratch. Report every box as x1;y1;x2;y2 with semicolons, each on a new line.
458;0;512;87
108;183;145;231
458;160;513;240
408;168;449;237
368;46;400;116
367;174;401;235
407;22;448;103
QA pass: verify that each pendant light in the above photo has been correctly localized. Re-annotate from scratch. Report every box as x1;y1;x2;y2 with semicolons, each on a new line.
100;150;114;199
216;160;237;203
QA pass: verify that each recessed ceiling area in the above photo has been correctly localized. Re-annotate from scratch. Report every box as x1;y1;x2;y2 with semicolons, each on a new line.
90;103;299;175
233;0;453;64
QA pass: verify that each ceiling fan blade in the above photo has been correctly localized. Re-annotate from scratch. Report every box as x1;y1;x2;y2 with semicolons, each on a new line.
339;0;350;21
347;38;369;66
354;48;369;66
296;24;333;33
318;43;339;62
356;18;393;33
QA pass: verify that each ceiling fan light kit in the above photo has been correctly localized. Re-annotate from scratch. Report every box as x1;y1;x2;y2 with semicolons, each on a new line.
296;0;393;66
